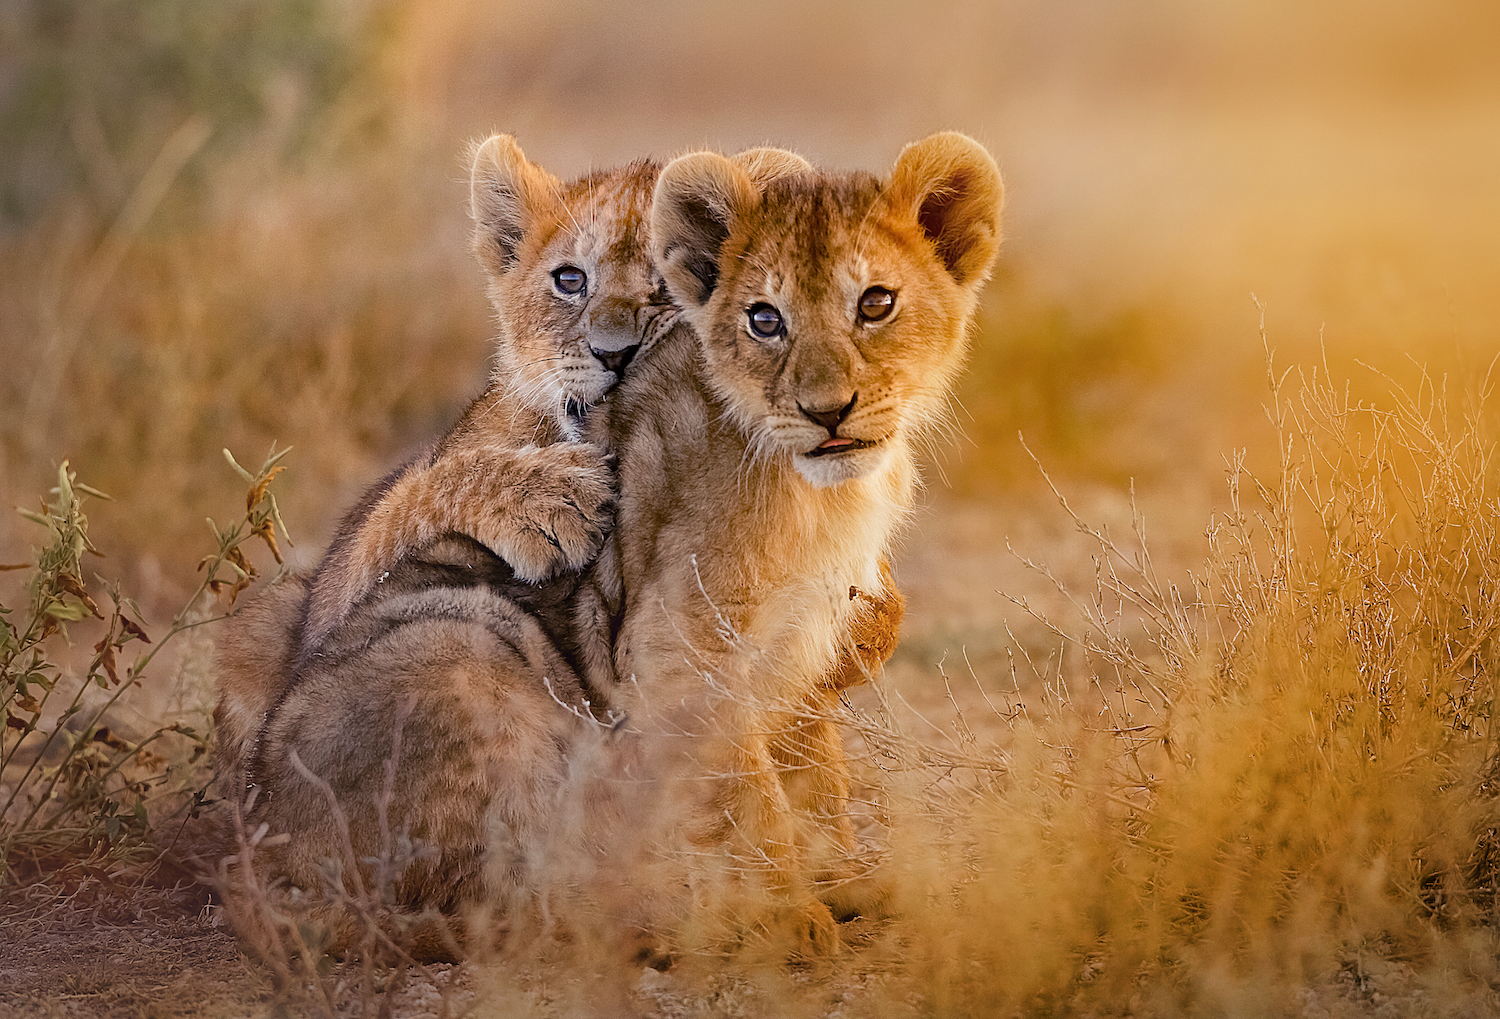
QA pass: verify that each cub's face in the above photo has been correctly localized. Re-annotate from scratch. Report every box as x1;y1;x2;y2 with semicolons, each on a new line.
651;133;1004;487
469;138;675;422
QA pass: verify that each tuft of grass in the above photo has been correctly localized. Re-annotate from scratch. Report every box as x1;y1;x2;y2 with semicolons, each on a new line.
852;347;1500;1015
1;447;291;891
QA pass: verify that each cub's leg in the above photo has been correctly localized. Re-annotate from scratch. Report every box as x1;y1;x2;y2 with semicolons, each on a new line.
774;555;906;921
218;584;588;965
821;554;905;693
302;440;614;651
668;725;842;962
768;701;873;923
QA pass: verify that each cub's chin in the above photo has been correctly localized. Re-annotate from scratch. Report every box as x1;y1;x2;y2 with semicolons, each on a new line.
791;441;895;488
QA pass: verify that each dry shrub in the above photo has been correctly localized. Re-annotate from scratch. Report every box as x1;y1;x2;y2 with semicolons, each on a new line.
0;1;490;598
197;348;1500;1017
0;448;290;892
852;344;1500;1015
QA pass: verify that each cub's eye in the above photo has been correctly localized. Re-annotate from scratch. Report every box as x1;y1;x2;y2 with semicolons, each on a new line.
552;266;587;296
747;303;785;339
858;286;896;322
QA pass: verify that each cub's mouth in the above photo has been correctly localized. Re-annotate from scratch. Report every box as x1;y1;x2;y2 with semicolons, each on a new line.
565;395;592;425
806;436;878;458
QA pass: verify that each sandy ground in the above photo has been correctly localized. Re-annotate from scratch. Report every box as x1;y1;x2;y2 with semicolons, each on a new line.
0;488;1122;1017
3;489;1486;1017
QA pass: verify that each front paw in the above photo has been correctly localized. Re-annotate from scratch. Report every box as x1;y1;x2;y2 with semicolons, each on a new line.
763;899;841;962
474;442;615;581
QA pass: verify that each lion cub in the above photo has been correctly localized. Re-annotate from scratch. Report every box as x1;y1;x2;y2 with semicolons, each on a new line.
212;136;675;801
210;139;678;962
604;132;1002;957
209;138;903;964
296;135;672;660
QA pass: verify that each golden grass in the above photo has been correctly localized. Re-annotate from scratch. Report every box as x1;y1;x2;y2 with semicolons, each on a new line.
840;349;1500;1014
170;352;1500;1018
6;2;1500;1014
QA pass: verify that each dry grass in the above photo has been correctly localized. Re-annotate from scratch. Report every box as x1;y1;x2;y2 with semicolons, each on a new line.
1;449;289;890
159;354;1500;1018
6;1;1500;1015
838;347;1500;1015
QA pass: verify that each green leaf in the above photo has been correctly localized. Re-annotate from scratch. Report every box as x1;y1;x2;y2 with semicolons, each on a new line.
54;462;74;510
42;597;88;621
73;483;112;501
260;443;294;473
268;494;294;551
43;597;89;622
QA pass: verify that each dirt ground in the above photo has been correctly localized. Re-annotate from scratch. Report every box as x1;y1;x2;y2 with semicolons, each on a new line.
0;488;1128;1018
0;895;252;1018
5;490;1482;1018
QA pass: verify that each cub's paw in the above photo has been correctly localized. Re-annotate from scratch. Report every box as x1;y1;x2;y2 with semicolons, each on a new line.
746;898;841;963
471;442;616;581
782;899;842;961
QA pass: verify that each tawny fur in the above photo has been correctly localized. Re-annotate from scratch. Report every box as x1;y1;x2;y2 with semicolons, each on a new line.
206;138;910;967
297;139;670;658
210;142;673;963
597;132;1003;957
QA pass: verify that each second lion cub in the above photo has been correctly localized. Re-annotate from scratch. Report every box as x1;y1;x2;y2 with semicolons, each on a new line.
210;137;904;962
297;135;671;660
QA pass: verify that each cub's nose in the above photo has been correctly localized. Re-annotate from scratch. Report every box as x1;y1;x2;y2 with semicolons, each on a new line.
799;393;857;433
591;343;639;377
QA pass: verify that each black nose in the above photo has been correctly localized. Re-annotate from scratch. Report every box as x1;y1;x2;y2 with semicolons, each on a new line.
592;344;639;377
799;394;857;433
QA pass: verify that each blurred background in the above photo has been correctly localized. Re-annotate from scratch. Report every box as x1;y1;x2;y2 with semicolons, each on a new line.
2;0;1498;682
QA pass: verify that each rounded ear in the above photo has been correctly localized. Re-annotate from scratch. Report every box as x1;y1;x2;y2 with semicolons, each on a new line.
467;134;563;278
729;146;812;186
651;152;758;308
885;132;1004;289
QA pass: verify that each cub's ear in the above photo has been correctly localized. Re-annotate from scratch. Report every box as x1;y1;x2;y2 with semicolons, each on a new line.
651;152;759;308
467;134;563;278
885;132;1004;289
729;146;812;186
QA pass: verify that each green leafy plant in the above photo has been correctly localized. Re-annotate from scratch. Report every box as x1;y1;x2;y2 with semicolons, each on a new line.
1;446;291;888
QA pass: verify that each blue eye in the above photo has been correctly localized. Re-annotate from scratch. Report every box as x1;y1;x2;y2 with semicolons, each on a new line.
747;303;784;338
553;266;587;296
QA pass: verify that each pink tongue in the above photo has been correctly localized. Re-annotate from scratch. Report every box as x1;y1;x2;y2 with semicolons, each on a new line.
818;437;855;450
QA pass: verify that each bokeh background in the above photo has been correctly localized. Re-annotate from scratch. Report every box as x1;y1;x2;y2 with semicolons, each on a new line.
3;0;1498;667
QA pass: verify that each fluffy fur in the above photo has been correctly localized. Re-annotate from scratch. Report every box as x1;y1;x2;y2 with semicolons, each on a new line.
599;131;1003;956
206;138;909;966
210;138;678;961
296;137;673;660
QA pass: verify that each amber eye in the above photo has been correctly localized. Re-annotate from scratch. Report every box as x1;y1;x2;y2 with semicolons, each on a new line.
858;286;895;322
747;303;785;339
553;266;587;296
